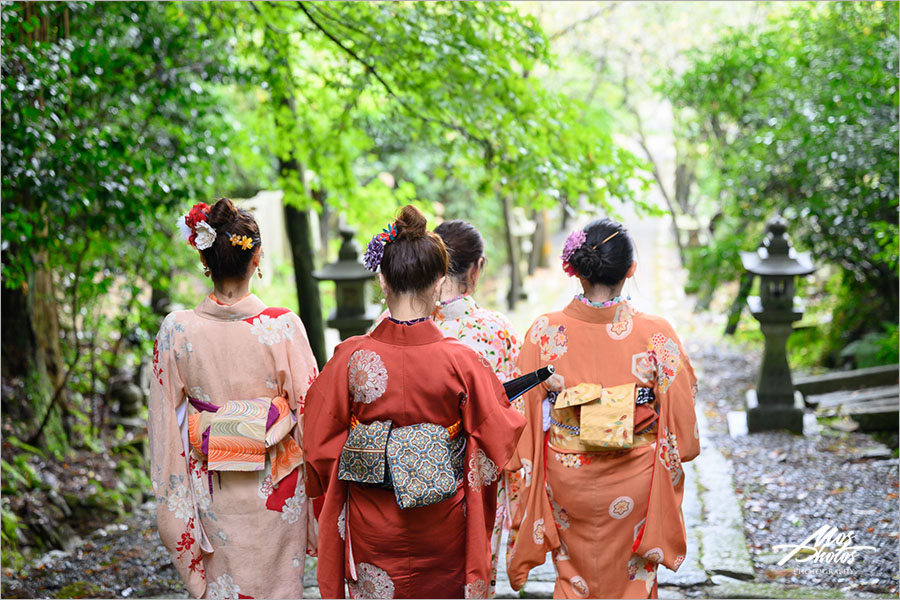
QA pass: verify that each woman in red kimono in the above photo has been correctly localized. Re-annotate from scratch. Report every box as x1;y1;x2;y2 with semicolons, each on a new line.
304;205;526;599
506;218;699;599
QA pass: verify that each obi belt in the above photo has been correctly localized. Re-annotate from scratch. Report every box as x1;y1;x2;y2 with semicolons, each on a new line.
187;396;303;494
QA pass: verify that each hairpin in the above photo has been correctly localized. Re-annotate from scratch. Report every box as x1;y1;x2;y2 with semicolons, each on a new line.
601;231;620;245
229;233;254;250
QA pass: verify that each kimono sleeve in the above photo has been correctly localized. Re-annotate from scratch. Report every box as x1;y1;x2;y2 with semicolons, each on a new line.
302;343;352;500
284;312;319;555
658;327;699;463
148;314;210;598
505;324;560;591
458;350;527;594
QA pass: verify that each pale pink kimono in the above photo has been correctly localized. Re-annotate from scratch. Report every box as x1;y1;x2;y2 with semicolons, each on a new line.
148;294;318;599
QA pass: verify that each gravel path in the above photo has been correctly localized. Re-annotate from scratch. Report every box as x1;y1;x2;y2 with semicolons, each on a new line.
692;338;899;597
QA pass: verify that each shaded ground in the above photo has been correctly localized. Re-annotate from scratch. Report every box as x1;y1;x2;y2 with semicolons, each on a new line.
692;337;899;597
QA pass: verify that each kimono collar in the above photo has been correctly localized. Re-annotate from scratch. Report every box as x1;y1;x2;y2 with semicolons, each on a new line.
370;316;445;346
562;297;639;325
435;294;478;321
194;293;268;322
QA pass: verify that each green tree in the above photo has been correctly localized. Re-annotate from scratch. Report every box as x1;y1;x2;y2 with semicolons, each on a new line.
667;2;899;364
1;1;246;448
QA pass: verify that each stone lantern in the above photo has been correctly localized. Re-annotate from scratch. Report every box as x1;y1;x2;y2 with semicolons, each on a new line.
313;226;380;340
741;216;815;433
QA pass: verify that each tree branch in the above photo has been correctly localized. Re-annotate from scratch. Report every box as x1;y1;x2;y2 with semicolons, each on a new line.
550;4;618;41
295;1;492;152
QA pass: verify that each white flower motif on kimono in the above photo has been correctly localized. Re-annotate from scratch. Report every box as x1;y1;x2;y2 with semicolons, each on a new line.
348;562;395;599
258;473;274;499
207;573;241;600
532;517;545;544
547;484;570;530
249;313;296;346
467;449;500;490
206;574;241;600
464;579;487;599
608;495;634;519
189;386;211;404
190;467;211;511
647;333;682;393
528;316;549;343
631;351;654;385
348;350;389;404
521;458;533;487
627;555;657;594
281;483;307;524
553;537;570;562
193;221;217;250
643;547;664;563
166;482;193;523
569;576;590;598
337;503;347;541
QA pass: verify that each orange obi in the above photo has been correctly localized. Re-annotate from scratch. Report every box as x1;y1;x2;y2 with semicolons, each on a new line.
349;413;462;440
188;396;303;486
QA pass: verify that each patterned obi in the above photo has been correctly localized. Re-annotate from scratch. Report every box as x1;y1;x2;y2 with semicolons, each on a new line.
339;416;466;509
548;383;659;452
187;396;303;491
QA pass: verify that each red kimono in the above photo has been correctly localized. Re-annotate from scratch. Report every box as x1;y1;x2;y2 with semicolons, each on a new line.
305;318;526;599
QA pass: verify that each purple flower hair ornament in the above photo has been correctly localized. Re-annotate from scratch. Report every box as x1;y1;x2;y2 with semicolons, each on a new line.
560;229;587;277
363;222;398;271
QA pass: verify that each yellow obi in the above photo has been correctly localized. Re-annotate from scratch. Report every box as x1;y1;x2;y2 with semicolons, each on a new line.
550;382;655;451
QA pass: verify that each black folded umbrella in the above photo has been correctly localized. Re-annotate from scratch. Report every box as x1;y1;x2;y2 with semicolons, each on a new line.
503;365;555;402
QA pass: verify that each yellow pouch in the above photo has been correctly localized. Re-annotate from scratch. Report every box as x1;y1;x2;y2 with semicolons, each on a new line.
579;383;636;448
555;382;605;409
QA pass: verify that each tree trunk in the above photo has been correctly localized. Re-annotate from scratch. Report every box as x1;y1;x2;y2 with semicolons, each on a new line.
528;209;548;275
501;194;522;310
283;191;328;370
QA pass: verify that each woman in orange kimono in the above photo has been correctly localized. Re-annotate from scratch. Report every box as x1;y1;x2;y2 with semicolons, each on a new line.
149;198;318;599
506;218;699;599
304;205;526;599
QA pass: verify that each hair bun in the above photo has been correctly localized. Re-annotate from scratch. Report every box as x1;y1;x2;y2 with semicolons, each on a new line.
393;204;428;241
206;197;240;230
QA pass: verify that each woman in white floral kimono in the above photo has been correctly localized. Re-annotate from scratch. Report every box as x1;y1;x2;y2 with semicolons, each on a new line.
149;198;318;599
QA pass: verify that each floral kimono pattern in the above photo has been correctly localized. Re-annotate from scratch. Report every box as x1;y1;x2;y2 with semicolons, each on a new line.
506;298;698;599
149;294;318;599
304;318;526;599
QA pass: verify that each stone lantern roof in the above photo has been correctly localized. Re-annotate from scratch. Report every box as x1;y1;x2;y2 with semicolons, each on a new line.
740;217;815;278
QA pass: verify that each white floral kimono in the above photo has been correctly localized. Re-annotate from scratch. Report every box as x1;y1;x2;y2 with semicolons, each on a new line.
148;293;318;599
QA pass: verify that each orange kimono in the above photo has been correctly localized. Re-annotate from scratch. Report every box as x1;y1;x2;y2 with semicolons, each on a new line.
304;318;527;599
507;298;699;599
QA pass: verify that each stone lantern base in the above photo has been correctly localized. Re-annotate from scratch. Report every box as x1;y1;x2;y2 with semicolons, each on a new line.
745;389;804;434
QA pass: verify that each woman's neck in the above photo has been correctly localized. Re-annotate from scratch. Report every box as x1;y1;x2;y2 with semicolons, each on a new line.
387;293;434;321
581;284;624;305
438;277;469;303
213;278;251;306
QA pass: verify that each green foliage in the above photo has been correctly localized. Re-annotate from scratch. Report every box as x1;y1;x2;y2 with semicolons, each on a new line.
668;2;899;366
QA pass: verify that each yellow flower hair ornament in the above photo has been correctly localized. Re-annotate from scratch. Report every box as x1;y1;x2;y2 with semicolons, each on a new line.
229;233;254;250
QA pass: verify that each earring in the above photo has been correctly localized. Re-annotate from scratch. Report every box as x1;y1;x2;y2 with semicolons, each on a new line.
257;266;262;279
380;297;386;305
203;266;210;277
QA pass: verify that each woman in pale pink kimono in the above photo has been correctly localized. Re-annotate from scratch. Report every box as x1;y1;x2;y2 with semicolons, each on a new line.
149;198;318;599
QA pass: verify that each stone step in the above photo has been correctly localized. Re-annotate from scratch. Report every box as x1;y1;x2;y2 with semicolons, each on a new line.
807;385;899;409
794;365;898;396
